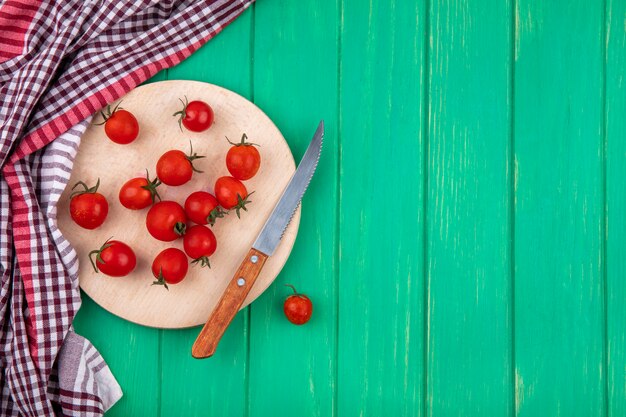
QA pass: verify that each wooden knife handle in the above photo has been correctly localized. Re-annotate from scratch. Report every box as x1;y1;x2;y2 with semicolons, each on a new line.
192;248;268;358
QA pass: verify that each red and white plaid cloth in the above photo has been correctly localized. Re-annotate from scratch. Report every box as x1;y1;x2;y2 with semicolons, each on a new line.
0;0;253;415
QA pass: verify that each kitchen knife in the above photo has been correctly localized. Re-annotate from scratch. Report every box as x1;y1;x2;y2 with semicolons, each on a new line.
192;120;324;358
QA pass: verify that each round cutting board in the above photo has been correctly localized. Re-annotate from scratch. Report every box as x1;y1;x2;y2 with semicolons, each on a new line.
57;80;300;329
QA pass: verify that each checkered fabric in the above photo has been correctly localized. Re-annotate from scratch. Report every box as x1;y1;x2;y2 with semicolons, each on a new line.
0;0;253;415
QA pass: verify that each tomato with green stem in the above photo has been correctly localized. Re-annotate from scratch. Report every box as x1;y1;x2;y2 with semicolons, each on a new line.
89;239;136;277
214;176;253;218
119;170;161;210
184;191;226;226
156;142;204;186
226;133;261;180
283;284;313;325
69;178;109;229
96;102;139;144
151;248;189;289
146;201;186;241
183;225;217;268
173;96;214;132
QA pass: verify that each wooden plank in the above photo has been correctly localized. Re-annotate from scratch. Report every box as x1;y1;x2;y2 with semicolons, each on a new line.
513;1;605;415
606;0;625;414
159;13;252;417
246;0;339;415
164;12;253;98
337;0;425;415
73;70;168;417
426;0;513;415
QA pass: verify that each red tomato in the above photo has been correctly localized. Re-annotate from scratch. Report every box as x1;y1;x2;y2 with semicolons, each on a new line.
146;201;186;241
119;171;161;210
69;179;109;229
183;225;217;267
89;239;136;277
184;191;226;226
283;284;313;325
173;97;214;132
97;103;139;144
156;143;204;186
226;133;261;180
151;248;189;289
214;176;253;217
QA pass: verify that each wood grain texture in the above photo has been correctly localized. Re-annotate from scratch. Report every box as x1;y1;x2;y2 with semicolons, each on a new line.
514;1;606;415
193;248;268;358
426;0;513;415
338;0;425;415
606;0;625;414
159;13;253;417
247;0;339;416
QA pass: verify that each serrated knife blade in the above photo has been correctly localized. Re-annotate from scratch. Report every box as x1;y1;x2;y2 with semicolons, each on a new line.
192;121;324;358
252;120;324;255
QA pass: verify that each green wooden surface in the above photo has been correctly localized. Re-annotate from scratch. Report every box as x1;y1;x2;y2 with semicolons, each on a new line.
514;1;605;415
339;0;424;415
71;0;626;415
607;0;625;415
427;0;513;415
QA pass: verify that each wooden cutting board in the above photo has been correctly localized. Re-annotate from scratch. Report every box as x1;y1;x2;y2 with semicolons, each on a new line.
57;80;300;329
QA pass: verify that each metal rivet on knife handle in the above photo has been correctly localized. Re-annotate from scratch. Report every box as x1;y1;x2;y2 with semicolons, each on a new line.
192;248;268;358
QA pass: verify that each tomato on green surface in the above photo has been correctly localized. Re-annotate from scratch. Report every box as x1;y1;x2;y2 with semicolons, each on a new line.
184;191;226;226
173;97;214;132
283;284;313;325
226;133;261;180
69;178;109;229
156;142;204;186
89;239;136;277
119;171;161;210
214;176;253;217
183;225;217;268
96;103;139;144
151;248;189;289
146;201;186;241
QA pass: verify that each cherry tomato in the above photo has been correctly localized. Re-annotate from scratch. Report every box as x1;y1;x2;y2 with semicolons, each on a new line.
173;97;214;132
69;178;108;229
119;171;161;210
151;248;189;289
146;201;186;241
184;191;226;226
156;143;204;186
97;103;139;144
214;176;253;217
89;239;136;277
226;133;261;180
283;284;313;325
183;225;217;267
